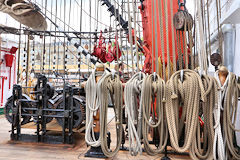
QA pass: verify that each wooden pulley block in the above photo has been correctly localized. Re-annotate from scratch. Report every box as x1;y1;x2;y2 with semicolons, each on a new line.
210;53;222;67
173;10;193;31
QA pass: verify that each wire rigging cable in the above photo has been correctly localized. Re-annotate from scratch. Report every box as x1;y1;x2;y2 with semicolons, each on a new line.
195;0;208;74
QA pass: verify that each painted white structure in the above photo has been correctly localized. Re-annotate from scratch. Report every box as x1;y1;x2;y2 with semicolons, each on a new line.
0;37;18;109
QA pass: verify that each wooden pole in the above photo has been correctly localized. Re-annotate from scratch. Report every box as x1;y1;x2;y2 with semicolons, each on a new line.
25;35;30;87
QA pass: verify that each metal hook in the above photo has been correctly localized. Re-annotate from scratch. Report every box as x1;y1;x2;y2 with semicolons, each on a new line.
139;72;142;80
180;70;184;82
112;70;115;79
153;72;156;82
199;70;203;78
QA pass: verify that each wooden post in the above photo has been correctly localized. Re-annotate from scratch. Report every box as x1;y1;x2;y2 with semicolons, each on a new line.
84;63;107;158
218;66;228;86
25;35;30;87
93;66;105;133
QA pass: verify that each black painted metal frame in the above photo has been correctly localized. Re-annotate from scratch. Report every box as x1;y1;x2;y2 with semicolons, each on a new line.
10;75;74;144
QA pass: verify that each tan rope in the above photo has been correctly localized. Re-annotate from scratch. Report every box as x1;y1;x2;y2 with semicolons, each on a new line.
164;0;171;78
127;0;134;75
177;31;183;70
132;0;139;72
188;15;194;70
222;73;240;159
151;0;154;73
170;0;176;73
99;73;123;158
206;0;212;57
158;0;166;80
189;75;218;160
166;69;206;153
153;0;159;74
183;12;188;69
215;0;223;58
141;74;168;155
124;72;146;156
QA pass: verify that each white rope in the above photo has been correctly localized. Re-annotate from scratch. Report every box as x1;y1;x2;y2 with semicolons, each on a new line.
195;0;208;74
124;72;145;156
85;69;108;147
213;71;228;160
98;72;123;158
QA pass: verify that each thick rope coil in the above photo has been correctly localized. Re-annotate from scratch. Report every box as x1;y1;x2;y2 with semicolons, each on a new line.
124;72;146;156
166;69;206;153
85;70;107;147
98;73;123;158
213;71;228;160
141;73;168;156
215;71;240;159
189;74;218;160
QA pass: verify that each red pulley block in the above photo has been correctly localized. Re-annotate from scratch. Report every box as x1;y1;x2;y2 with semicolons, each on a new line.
4;54;14;89
99;48;107;63
105;43;115;62
92;31;107;63
9;47;18;54
112;44;121;59
4;54;14;67
112;35;122;60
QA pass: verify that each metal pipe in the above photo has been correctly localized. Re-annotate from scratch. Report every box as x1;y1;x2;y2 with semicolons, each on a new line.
207;24;236;72
223;24;235;72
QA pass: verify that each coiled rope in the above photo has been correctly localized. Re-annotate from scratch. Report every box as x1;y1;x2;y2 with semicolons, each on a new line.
98;73;123;158
215;71;240;159
213;70;228;160
141;73;168;155
189;74;218;160
124;72;146;156
85;70;107;147
166;69;206;153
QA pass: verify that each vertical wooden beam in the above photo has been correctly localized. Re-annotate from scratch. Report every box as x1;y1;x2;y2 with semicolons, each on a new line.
25;35;30;87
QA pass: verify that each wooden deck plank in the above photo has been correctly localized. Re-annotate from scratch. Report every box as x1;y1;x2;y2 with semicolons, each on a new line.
0;114;191;160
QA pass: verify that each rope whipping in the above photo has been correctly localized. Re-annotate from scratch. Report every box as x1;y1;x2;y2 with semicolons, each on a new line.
141;73;168;155
124;72;146;156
